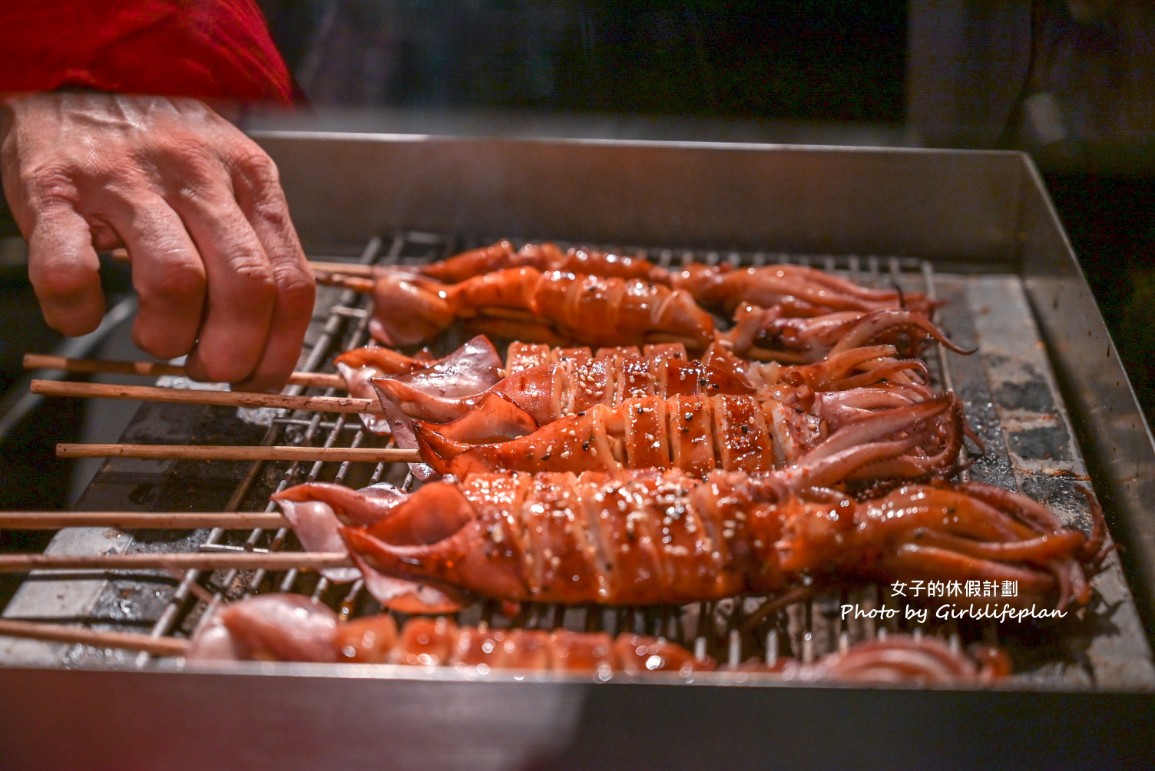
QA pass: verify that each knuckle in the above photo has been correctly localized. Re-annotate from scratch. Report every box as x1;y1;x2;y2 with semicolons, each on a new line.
143;258;207;304
235;153;292;229
146;133;234;203
158;133;218;167
162;143;225;200
22;163;81;208
250;195;293;232
275;266;317;316
229;255;278;299
233;148;281;187
169;182;209;209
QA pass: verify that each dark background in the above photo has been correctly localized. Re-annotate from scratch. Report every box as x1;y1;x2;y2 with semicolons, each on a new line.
266;1;911;120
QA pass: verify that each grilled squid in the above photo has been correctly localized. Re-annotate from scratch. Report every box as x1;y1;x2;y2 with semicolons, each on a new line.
187;594;708;674
365;266;716;350
370;335;929;433
373;343;750;432
186;593;1009;685
276;469;1101;612
413;391;964;481
277;410;940;611
317;241;948;353
377;240;936;323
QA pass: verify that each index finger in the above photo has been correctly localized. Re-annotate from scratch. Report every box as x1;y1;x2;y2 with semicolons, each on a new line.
26;202;106;336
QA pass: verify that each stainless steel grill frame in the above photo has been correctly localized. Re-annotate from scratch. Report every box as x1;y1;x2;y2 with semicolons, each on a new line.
2;136;1154;768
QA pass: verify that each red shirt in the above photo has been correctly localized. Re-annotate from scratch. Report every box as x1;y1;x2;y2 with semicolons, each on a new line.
0;1;293;105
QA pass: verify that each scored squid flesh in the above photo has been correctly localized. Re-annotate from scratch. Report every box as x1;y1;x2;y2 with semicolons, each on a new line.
369;335;930;432
275;466;1102;613
275;427;932;611
367;266;717;350
412;391;964;482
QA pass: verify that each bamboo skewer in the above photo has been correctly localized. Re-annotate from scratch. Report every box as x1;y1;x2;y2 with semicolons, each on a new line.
56;443;420;463
113;247;381;281
309;259;378;278
314;271;376;293
0;617;191;656
26;353;188;379
23;353;345;390
0;511;291;530
31;379;380;414
0;551;352;573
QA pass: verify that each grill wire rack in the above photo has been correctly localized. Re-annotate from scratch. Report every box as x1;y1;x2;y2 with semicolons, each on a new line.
6;229;1152;688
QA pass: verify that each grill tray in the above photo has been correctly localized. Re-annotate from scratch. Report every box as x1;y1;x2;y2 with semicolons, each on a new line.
5;231;1151;682
2;137;1154;768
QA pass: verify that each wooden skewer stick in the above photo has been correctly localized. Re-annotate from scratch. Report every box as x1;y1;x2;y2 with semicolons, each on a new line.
0;618;190;656
25;353;188;379
0;551;352;573
56;443;420;463
23;353;345;390
0;511;290;530
308;260;379;278
31;379;381;415
314;271;376;293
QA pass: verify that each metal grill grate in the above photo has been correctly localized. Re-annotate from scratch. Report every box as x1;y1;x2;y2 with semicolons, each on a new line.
4;230;1149;686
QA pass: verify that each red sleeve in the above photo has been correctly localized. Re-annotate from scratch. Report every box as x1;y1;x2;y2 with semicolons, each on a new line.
0;1;293;105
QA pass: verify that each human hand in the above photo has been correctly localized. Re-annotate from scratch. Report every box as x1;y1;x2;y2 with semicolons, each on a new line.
0;91;314;391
